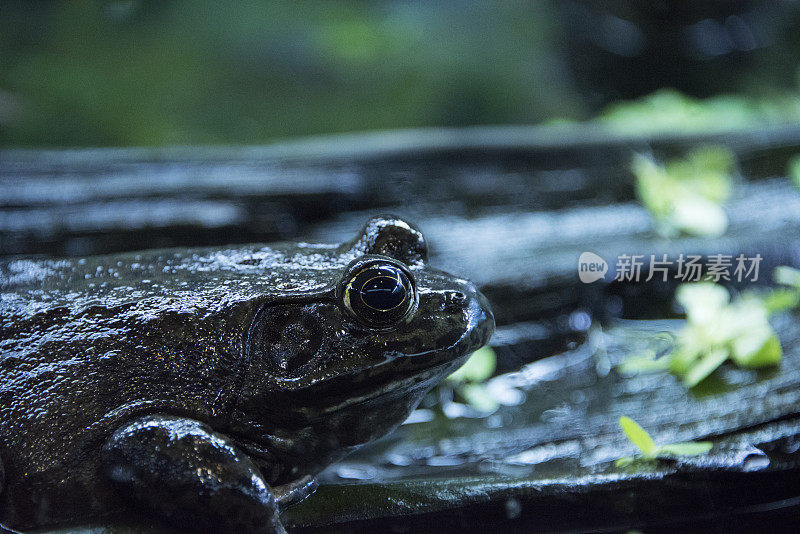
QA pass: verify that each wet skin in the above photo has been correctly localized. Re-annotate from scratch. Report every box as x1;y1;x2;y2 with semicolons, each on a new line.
0;216;494;533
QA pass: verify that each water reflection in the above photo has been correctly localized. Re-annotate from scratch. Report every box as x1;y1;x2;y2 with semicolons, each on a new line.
325;316;800;484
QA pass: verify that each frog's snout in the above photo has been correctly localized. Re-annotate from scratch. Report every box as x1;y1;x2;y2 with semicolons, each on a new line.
459;280;495;353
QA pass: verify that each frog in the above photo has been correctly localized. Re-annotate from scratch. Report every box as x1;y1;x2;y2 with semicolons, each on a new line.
0;215;494;534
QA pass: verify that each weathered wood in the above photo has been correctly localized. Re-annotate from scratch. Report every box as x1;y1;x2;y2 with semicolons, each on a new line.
307;178;800;371
31;317;800;533
6;126;800;532
279;315;800;532
2;124;800;257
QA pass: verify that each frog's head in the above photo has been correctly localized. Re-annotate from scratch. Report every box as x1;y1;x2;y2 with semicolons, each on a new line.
230;216;494;477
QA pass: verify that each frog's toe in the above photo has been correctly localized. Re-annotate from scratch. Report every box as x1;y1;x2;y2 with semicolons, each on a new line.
102;414;284;534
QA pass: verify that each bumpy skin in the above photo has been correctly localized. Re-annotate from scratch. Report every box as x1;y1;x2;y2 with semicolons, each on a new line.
103;415;284;534
0;216;494;533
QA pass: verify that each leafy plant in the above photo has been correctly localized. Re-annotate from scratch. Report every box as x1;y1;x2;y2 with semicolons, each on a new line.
632;146;735;238
790;155;800;191
445;346;499;413
615;416;712;467
767;266;800;315
775;265;800;291
448;345;496;383
619;274;792;387
596;89;800;136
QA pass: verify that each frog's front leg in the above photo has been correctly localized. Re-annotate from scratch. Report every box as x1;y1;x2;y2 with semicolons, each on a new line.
102;414;285;534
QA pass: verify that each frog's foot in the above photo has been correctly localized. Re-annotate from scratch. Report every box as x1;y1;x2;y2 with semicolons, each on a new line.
101;414;285;534
273;474;318;509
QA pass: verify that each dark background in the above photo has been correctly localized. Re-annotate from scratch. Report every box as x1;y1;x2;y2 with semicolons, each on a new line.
3;0;800;147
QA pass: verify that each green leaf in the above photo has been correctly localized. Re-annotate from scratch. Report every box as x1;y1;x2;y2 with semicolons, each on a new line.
731;332;782;368
447;346;496;383
774;265;800;288
761;288;800;315
614;456;636;467
627;280;784;388
684;145;736;178
597;90;800;136
720;299;769;341
675;283;729;325
617;356;670;374
458;383;499;413
668;329;710;374
619;416;657;457
682;348;728;387
632;145;734;238
656;441;713;457
670;196;728;238
789;155;800;190
632;154;674;219
616;416;713;466
667;146;734;203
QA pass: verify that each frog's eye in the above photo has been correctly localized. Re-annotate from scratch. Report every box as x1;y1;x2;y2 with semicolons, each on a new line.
342;260;416;327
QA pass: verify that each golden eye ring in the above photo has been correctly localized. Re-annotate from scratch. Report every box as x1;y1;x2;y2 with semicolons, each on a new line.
342;259;416;327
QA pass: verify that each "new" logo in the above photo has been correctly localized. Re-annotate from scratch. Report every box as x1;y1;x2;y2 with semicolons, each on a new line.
578;252;608;283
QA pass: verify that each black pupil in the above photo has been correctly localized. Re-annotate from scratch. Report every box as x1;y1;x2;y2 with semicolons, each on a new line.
360;275;405;311
344;262;414;325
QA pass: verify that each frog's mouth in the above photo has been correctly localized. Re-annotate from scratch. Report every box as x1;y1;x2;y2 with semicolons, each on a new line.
280;324;488;426
233;324;483;431
229;353;471;480
318;346;470;413
227;322;492;481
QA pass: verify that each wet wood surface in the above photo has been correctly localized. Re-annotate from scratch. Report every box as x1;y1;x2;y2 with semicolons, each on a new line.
3;124;800;258
282;316;800;532
6;124;800;532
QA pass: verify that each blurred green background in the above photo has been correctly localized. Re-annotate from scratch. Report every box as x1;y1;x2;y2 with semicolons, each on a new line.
2;0;800;147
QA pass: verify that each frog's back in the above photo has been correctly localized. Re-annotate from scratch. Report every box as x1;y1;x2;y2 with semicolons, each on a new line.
0;243;346;526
